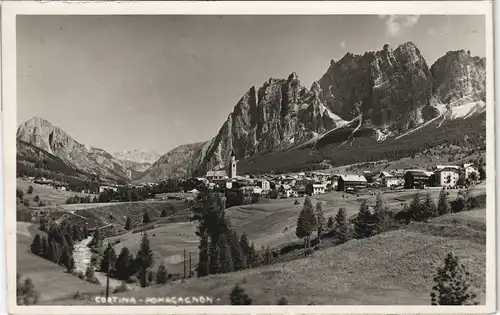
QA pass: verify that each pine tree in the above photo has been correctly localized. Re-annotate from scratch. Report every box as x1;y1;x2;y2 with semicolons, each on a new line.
230;285;252;305
262;246;274;265
83;225;89;238
89;229;101;249
430;252;478;305
197;232;210;277
229;230;247;271
65;255;75;273
143;212;151;224
208;237;221;275
125;217;132;230
30;234;42;256
437;188;451;216
295;197;317;250
478;166;486;181
41;236;49;258
248;242;261;268
218;235;234;273
160;209;167;217
422;193;438;220
353;200;375;239
147;270;153;284
85;265;96;283
315;201;326;242
156;263;168;284
136;233;154;270
100;243;117;274
139;267;148;288
27;186;34;194
334;208;349;244
115;247;132;281
327;216;334;229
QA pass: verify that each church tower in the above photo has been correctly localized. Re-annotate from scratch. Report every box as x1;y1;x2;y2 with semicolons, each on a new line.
229;155;237;178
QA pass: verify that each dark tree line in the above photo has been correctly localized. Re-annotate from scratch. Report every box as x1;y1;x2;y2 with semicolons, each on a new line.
192;188;261;278
30;221;88;273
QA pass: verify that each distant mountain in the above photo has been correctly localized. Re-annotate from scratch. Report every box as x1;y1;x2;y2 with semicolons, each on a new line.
113;149;161;172
16;117;132;181
138;142;208;183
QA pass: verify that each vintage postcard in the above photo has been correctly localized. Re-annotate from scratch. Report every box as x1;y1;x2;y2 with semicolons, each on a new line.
2;1;496;314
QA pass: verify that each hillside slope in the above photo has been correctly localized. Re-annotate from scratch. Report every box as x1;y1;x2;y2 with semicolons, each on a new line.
46;209;486;305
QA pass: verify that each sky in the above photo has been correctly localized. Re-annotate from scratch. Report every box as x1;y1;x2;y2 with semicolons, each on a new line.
17;15;486;155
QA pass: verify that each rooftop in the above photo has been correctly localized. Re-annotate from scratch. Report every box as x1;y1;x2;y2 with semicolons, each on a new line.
340;175;367;182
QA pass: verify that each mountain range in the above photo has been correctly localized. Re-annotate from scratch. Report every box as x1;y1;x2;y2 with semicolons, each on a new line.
16;42;487;183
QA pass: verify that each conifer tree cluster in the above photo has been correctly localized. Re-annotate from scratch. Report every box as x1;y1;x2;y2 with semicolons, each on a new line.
193;188;260;278
397;193;438;223
30;221;85;273
353;193;399;239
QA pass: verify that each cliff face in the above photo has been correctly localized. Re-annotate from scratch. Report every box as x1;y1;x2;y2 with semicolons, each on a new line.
17;117;131;180
430;50;486;106
193;73;347;174
318;42;435;132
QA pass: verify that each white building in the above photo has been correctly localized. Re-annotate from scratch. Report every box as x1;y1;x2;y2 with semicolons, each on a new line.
379;171;399;188
312;184;327;195
99;185;118;193
434;166;460;187
259;179;271;191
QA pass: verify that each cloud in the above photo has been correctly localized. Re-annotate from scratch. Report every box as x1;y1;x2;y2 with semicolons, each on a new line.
427;28;436;35
339;40;346;49
379;15;420;36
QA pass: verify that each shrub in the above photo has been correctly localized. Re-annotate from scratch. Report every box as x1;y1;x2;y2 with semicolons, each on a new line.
27;186;34;194
277;297;289;305
16;276;39;305
229;285;252;305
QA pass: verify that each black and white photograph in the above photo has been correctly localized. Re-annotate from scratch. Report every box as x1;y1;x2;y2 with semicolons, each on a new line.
2;1;496;314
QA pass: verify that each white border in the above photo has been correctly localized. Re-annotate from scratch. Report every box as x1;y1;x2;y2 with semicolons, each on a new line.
2;1;496;314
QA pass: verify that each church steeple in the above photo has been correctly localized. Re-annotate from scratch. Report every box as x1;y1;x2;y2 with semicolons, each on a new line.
229;154;237;179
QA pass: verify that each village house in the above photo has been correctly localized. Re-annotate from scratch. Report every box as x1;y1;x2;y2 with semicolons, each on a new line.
99;185;118;193
403;170;431;189
337;175;368;191
328;175;340;190
434;166;460;187
257;179;271;191
312;183;327;195
379;171;399;188
464;163;480;180
205;170;228;181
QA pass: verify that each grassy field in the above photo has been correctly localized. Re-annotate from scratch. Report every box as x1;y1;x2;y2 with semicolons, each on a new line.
17;179;97;207
100;185;485;279
47;208;486;305
16;222;103;302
